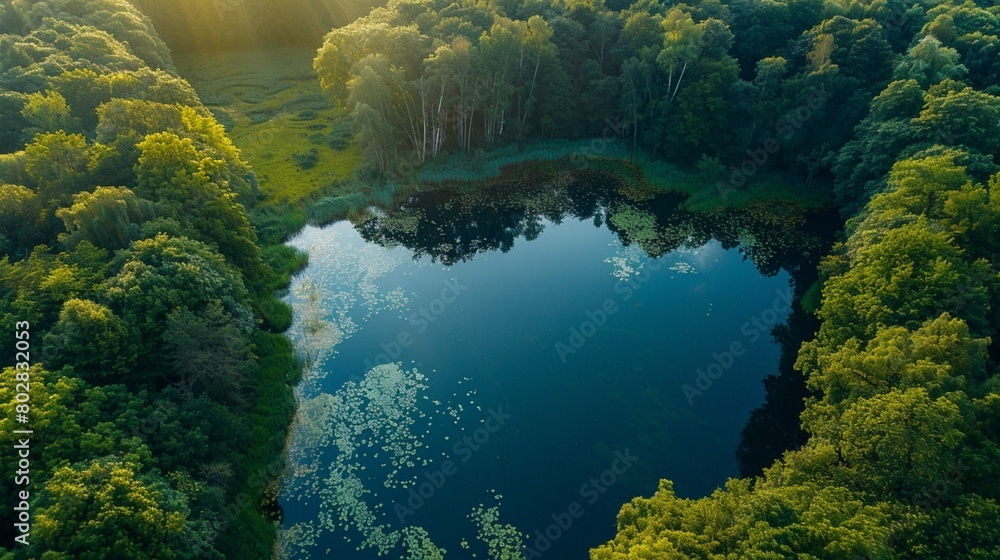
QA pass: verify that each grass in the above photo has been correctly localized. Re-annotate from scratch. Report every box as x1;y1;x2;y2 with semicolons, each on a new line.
170;46;834;560
308;182;412;224
175;48;362;205
419;139;835;212
680;178;834;212
177;49;417;238
309;192;368;223
177;47;832;222
800;278;825;315
417;139;633;183
172;48;358;560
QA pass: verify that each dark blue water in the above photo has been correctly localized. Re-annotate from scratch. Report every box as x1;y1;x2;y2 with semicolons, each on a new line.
277;176;824;559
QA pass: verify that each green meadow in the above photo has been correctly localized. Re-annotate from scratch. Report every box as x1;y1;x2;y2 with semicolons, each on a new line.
175;48;362;205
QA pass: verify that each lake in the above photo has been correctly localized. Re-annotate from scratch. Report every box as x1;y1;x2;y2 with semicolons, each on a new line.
276;170;831;559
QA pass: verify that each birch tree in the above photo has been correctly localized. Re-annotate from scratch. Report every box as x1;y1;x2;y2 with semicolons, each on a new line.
656;7;704;103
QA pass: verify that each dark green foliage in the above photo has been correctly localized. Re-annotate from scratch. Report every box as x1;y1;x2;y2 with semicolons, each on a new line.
20;90;80;141
164;303;255;405
0;4;298;557
23;132;91;207
46;68;199;132
56;186;157;251
209;108;235;131
105;233;253;356
134;131;267;288
256;296;294;333
251;204;308;245
313;0;907;203
0;92;28;152
215;331;298;558
5;0;1000;558
258;242;309;295
292;147;319;170
593;1;1000;558
0;183;42;256
29;0;174;71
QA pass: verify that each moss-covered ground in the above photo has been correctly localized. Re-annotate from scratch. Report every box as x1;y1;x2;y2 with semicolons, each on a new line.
175;48;362;205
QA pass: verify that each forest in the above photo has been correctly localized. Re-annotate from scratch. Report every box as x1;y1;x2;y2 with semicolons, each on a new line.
1;0;999;558
311;0;998;186
315;0;1000;557
0;1;303;558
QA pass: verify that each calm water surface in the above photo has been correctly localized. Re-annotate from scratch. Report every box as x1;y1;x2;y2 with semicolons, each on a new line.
277;174;825;559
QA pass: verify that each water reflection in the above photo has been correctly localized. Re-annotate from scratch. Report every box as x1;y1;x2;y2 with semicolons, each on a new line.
357;169;828;276
279;168;838;560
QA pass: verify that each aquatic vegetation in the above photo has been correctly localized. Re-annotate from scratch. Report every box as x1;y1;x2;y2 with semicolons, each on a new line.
311;192;369;223
669;261;697;274
275;521;318;559
605;243;649;282
710;202;830;277
278;173;829;559
281;363;430;555
279;360;524;558
608;205;668;256
368;182;409;208
402;527;447;560
469;500;527;560
371;207;426;243
609;206;657;243
285;226;413;392
280;224;534;558
291;279;344;374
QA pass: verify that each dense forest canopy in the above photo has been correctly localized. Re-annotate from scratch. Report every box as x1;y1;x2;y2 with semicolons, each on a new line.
315;0;1000;212
1;0;1000;558
0;0;302;558
311;0;1000;558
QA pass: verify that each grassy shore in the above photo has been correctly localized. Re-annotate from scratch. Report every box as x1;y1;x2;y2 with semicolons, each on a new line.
302;139;835;224
171;48;835;558
416;139;835;213
175;49;832;226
